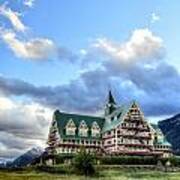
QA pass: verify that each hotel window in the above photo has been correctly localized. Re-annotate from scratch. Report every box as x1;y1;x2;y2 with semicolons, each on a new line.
122;123;126;127
66;119;76;136
79;120;88;137
91;121;100;137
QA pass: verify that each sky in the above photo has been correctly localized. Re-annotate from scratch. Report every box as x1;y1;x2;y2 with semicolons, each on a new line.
0;0;180;161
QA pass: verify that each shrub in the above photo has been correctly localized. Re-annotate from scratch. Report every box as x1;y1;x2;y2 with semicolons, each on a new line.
99;156;158;165
55;154;74;164
72;148;95;176
168;156;180;167
99;155;180;167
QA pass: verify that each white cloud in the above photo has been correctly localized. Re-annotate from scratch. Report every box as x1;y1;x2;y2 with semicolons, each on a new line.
0;97;15;110
24;0;35;8
93;28;164;64
0;3;73;62
0;95;52;159
0;4;27;32
151;13;160;24
0;30;57;60
0;96;52;138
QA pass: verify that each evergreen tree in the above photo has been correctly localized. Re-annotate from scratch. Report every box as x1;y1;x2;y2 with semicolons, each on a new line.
73;148;95;176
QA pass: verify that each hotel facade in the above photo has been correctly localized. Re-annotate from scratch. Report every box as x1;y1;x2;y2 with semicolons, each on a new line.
47;91;172;157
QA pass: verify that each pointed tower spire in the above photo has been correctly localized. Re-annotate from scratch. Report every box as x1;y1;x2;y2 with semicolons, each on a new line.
105;90;117;116
108;90;116;105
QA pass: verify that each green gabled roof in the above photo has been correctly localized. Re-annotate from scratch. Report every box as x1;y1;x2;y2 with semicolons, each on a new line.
156;139;171;146
54;110;104;139
150;123;171;147
150;123;160;131
102;101;136;132
154;135;171;146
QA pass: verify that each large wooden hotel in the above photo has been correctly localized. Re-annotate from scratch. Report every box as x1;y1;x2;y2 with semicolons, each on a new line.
47;91;171;157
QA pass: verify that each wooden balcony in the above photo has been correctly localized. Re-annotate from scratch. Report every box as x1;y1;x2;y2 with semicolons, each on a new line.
102;135;115;140
103;144;116;148
118;143;153;148
119;134;151;139
121;126;149;131
57;143;101;148
109;150;162;156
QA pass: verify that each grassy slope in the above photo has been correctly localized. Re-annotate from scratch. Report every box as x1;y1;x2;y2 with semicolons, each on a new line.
1;170;180;180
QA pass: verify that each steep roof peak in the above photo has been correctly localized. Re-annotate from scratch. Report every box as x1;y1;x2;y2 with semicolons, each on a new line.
108;90;116;105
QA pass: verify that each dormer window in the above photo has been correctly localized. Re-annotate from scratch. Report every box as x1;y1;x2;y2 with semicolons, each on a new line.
79;120;88;137
91;121;100;137
114;116;117;121
66;119;76;135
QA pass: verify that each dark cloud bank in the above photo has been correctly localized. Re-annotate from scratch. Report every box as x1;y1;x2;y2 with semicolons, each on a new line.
0;59;180;117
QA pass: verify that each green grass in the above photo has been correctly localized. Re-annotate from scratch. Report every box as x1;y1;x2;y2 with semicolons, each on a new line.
1;169;180;180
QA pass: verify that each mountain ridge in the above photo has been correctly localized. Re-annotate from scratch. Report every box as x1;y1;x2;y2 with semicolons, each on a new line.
8;147;43;168
158;113;180;154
